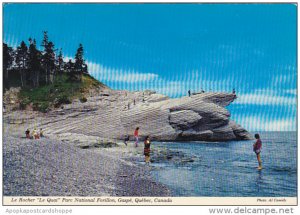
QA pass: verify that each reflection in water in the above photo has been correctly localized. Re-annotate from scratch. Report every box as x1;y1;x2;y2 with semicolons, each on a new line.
255;170;263;193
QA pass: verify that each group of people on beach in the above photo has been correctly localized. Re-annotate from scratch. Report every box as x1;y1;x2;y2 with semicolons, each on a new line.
25;128;44;139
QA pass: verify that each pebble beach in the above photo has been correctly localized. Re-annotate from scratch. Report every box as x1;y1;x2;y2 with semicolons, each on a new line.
3;135;170;197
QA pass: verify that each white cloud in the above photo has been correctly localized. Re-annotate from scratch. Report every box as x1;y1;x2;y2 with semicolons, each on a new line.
64;56;75;62
86;60;238;94
5;34;18;48
86;60;193;97
236;115;296;131
265;119;296;131
114;72;159;83
154;80;186;97
86;61;159;83
235;93;296;106
272;73;296;86
285;89;297;95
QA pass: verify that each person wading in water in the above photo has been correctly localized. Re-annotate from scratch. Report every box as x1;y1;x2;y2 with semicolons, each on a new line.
253;133;263;170
25;129;31;139
144;136;151;164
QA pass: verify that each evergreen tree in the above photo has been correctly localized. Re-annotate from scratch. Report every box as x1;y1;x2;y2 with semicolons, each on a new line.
57;48;64;77
72;43;88;81
15;41;28;87
3;43;14;86
67;59;76;81
48;41;56;82
41;31;56;84
28;38;42;87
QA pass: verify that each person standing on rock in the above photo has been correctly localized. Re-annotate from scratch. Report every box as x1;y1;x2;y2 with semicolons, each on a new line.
253;133;262;170
188;90;191;97
144;136;151;164
232;88;237;98
134;127;139;147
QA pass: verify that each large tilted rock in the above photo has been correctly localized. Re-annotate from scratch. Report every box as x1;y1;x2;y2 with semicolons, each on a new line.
5;90;252;142
118;92;252;141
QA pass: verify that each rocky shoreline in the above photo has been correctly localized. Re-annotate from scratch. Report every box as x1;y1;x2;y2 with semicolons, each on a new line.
3;135;170;197
3;88;252;196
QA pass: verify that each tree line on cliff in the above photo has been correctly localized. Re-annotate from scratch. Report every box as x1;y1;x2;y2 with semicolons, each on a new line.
3;31;88;89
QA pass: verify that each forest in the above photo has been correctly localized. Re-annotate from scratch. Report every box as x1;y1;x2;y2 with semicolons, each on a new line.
2;31;106;112
3;31;88;90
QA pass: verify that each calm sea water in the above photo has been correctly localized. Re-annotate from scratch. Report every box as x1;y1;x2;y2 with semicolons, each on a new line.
150;132;297;197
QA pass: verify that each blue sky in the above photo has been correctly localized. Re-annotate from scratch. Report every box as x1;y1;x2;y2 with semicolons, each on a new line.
3;3;297;131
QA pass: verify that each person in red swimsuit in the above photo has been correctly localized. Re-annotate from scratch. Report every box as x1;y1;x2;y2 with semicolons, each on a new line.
134;127;139;147
253;133;262;170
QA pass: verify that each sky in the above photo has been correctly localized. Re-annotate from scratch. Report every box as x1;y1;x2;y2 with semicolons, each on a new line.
3;3;297;131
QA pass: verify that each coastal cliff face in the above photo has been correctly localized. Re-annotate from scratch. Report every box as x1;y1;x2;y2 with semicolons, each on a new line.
3;88;252;142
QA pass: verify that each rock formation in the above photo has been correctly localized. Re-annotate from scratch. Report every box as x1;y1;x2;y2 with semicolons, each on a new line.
3;88;252;142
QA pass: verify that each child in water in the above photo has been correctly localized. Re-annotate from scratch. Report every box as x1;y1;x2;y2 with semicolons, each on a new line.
144;136;151;164
253;133;262;170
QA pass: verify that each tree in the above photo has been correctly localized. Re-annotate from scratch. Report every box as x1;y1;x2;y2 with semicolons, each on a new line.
56;48;64;77
41;31;56;84
47;41;56;83
28;38;42;87
3;43;14;86
15;41;28;87
72;43;88;81
41;31;49;84
66;59;76;81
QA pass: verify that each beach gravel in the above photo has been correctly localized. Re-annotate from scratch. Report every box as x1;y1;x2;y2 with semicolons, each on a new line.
3;135;170;197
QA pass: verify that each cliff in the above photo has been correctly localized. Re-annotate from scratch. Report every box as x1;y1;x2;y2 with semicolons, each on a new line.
3;89;251;142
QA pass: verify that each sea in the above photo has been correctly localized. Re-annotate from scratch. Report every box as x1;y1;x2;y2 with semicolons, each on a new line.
150;132;297;197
